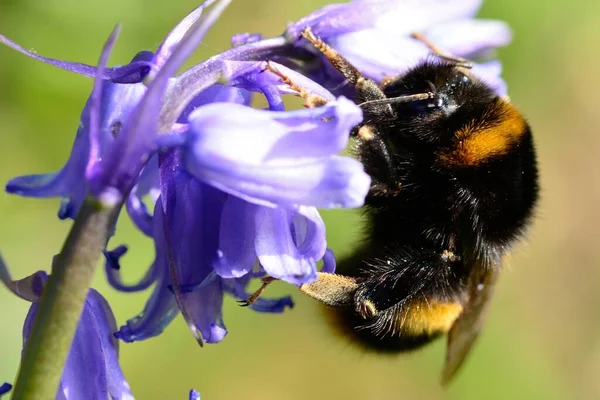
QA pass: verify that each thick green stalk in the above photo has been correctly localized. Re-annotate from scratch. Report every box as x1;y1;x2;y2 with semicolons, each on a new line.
11;197;119;400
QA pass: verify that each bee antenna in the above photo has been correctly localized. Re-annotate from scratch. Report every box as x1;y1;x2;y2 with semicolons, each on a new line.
358;92;434;109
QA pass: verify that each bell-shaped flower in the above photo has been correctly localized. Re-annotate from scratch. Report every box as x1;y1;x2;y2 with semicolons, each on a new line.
184;97;366;283
114;154;294;345
3;0;229;219
112;85;361;344
285;0;511;95
0;256;133;400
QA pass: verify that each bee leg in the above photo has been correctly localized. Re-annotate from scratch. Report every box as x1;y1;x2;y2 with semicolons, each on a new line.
355;125;401;196
237;276;278;307
299;272;358;307
410;32;473;69
262;61;329;108
239;273;358;308
300;28;392;112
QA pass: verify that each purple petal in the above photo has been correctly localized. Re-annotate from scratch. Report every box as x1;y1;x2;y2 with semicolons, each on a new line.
126;188;153;236
87;24;121;179
22;288;133;399
185;98;370;208
285;2;388;40
104;246;158;293
90;0;232;200
91;291;134;399
160;152;229;344
0;255;46;302
154;0;219;69
63;290;133;399
426;19;512;58
292;206;327;263
6;80;146;219
261;86;285;111
187;98;359;164
225;61;336;102
328;29;426;81
472;60;507;96
372;0;483;34
6;170;86;220
189;390;201;400
0;383;11;397
106;261;157;293
126;155;159;236
179;273;227;344
116;202;179;342
330;20;509;84
163;36;290;125
104;245;128;270
178;84;252;123
190;153;370;210
254;207;318;285
231;33;263;47
321;248;336;273
215;196;257;278
285;0;482;40
0;34;153;83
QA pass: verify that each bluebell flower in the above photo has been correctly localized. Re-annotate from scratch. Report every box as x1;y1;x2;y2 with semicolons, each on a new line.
0;383;11;398
115;151;291;344
3;0;226;219
189;390;200;400
284;0;511;95
0;257;133;399
2;0;371;347
114;96;361;344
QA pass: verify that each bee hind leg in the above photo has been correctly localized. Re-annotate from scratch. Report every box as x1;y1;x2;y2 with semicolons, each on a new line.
239;272;359;308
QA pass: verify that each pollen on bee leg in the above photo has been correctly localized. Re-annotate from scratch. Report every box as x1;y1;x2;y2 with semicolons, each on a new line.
358;125;375;141
299;272;357;307
263;61;328;108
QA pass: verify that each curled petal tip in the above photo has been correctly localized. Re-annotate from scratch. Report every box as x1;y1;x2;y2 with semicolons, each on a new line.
205;323;227;344
189;389;201;400
249;295;294;313
5;173;60;196
0;383;12;397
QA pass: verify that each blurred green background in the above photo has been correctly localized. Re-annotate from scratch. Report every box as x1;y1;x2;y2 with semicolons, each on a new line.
1;0;599;399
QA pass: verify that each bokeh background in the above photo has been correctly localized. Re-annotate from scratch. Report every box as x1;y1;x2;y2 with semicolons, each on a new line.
1;0;599;399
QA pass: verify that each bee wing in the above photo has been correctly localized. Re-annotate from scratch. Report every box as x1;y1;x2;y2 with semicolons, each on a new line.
441;263;500;385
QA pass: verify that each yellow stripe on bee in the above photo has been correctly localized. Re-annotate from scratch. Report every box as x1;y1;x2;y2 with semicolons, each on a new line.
439;100;527;167
399;301;463;336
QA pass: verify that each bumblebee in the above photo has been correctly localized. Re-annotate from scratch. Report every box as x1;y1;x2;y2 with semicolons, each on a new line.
243;28;539;384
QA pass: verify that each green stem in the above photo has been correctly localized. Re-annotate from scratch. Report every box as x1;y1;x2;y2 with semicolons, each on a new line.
11;197;119;400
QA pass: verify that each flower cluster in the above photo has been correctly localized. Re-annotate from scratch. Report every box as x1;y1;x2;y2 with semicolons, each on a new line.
1;0;511;397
